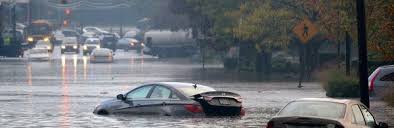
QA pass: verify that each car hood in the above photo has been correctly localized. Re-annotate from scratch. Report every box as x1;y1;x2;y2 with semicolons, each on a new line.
98;98;122;108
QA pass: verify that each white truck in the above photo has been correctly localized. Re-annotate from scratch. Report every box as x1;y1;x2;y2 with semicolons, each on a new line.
143;30;196;58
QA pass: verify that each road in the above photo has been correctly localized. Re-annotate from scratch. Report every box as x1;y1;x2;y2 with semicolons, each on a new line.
0;46;392;127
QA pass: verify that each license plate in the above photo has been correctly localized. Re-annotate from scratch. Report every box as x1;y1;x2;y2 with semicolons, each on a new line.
219;98;230;105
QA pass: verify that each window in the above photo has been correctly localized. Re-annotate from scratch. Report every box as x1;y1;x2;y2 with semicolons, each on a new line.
150;86;172;99
126;86;153;100
359;105;376;127
351;105;366;125
278;101;346;119
380;72;394;81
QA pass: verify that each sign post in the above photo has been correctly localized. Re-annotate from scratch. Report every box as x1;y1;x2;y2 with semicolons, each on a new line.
293;18;319;88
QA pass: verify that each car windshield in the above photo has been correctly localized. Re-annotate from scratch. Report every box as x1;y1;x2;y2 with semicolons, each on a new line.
63;31;78;37
278;101;346;119
29;49;47;54
86;40;100;44
93;49;111;56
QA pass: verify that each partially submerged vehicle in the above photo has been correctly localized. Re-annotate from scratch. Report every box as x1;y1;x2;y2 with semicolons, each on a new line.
93;82;245;116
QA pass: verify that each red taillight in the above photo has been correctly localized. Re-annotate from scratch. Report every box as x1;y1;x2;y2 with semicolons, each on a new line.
370;69;381;92
184;104;203;113
203;96;213;101
266;121;273;128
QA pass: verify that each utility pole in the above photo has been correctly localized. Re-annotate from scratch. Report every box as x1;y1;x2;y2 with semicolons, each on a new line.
356;0;369;108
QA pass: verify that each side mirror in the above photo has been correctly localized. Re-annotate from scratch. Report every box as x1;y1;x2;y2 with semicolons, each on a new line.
378;122;388;128
116;94;125;101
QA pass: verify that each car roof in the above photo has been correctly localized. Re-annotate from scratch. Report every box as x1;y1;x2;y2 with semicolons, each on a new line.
378;65;394;69
294;98;362;105
86;38;100;41
154;82;213;89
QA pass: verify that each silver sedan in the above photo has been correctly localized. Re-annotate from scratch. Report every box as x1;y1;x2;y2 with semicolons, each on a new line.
266;98;388;128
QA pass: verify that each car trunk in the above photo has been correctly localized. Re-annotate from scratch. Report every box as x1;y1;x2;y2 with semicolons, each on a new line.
269;116;343;128
192;91;243;116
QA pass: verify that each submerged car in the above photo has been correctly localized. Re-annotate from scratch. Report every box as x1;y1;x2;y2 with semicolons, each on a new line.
27;48;50;60
93;82;245;116
369;65;394;98
266;98;388;128
90;48;114;63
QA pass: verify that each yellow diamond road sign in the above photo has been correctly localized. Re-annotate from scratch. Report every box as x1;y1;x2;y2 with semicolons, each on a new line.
293;18;319;44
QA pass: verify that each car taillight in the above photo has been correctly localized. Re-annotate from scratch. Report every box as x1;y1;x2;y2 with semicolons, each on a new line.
184;104;203;113
235;97;243;103
266;121;273;128
203;96;213;101
369;69;381;92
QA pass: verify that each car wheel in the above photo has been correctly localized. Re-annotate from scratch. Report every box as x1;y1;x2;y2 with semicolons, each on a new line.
61;50;64;54
97;109;109;115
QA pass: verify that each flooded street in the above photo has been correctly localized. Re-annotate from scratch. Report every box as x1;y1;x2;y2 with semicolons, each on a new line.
0;47;392;127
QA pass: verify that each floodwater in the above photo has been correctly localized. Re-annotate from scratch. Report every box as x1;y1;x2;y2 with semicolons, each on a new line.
1;47;390;128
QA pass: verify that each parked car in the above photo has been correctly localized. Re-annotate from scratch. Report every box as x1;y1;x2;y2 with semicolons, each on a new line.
83;38;101;55
266;98;388;128
27;48;50;61
93;82;245;116
61;37;79;54
369;65;394;97
116;38;142;51
90;48;114;63
35;40;52;52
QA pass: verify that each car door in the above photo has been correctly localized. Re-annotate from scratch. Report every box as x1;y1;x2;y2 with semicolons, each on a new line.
113;85;154;114
148;85;182;115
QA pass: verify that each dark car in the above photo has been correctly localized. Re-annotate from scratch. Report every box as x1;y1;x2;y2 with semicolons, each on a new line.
266;98;389;128
99;33;118;51
116;38;143;52
93;82;245;116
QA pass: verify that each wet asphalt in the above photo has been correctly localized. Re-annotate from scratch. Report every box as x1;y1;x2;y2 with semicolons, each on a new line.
0;46;391;128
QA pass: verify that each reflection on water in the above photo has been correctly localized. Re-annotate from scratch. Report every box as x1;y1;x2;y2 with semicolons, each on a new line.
61;55;70;128
83;56;88;80
73;55;77;81
26;63;32;86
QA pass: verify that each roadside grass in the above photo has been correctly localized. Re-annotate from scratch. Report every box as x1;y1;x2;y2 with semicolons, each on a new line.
318;68;359;98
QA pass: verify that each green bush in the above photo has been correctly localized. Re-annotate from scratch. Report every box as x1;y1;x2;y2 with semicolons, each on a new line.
320;70;360;98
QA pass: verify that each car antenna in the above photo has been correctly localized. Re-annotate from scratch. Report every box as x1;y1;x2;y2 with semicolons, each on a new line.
193;84;197;89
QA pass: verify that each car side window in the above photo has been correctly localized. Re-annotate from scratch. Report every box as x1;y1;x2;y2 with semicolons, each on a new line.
380;72;394;81
359;105;376;127
149;86;172;99
351;105;366;125
126;86;153;100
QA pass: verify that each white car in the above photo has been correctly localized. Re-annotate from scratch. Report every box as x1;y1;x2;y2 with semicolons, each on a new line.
35;40;52;52
27;48;50;60
83;38;101;55
266;98;388;128
61;37;79;54
369;65;394;97
90;48;114;63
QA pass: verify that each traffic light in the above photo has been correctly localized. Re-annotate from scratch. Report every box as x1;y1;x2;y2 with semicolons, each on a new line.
65;8;71;15
63;20;68;27
61;0;68;4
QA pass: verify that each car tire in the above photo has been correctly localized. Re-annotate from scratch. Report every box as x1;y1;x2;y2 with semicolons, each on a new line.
97;109;109;115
